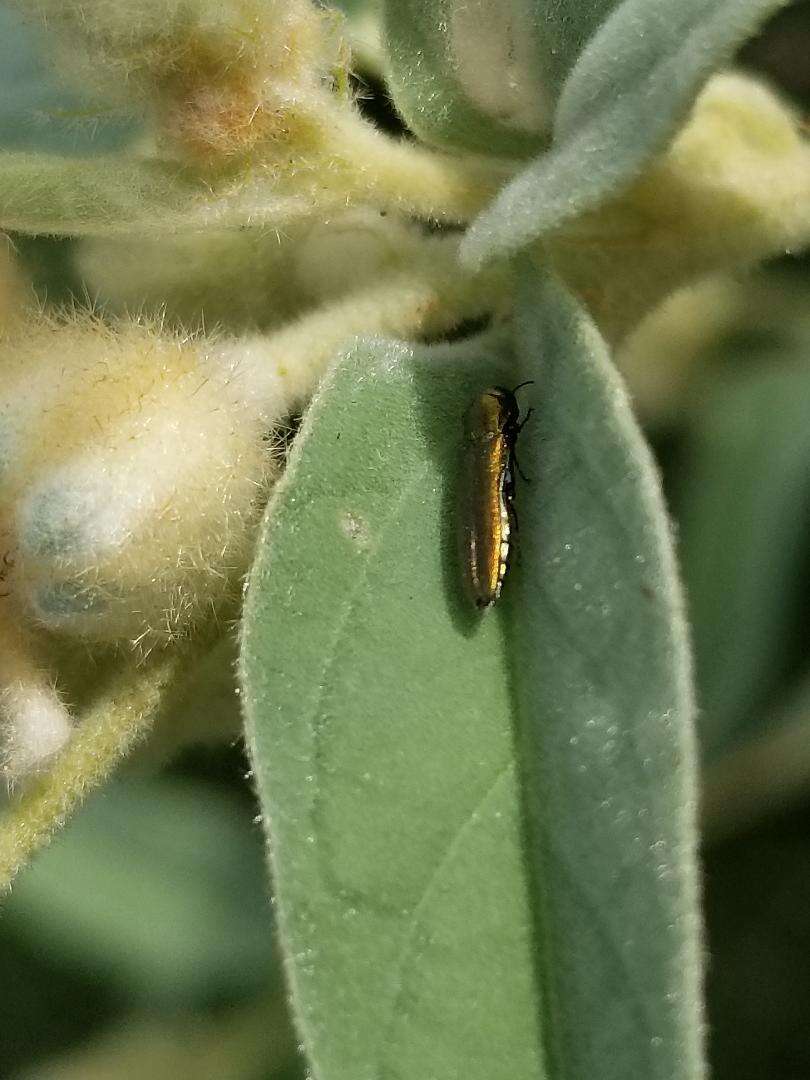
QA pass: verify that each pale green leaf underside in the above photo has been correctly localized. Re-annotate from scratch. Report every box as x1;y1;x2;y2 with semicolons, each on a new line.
678;361;810;762
461;0;790;267
382;0;547;157
241;272;703;1079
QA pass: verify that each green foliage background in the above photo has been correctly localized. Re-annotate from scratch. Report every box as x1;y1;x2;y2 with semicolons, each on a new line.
1;2;810;1078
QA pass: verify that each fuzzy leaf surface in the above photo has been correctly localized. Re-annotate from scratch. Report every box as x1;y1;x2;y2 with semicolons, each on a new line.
382;0;627;157
241;271;703;1079
242;331;545;1080
461;0;790;266
508;265;704;1080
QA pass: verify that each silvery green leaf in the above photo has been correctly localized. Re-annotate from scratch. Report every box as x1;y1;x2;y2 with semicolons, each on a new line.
241;267;703;1079
461;0;790;266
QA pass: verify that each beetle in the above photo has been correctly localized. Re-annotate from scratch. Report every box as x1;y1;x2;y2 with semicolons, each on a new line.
459;382;532;610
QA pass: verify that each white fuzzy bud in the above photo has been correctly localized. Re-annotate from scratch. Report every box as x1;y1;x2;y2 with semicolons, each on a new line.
0;313;276;650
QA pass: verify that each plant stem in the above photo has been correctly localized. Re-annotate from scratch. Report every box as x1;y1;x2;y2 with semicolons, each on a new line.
311;105;516;223
213;253;511;421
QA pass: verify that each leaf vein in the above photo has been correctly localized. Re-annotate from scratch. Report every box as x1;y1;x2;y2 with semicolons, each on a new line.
375;762;515;1077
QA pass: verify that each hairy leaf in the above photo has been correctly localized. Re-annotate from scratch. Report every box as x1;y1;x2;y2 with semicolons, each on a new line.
242;330;546;1080
549;73;810;345
509;264;703;1080
382;0;627;156
241;267;703;1079
382;0;552;156
462;0;790;266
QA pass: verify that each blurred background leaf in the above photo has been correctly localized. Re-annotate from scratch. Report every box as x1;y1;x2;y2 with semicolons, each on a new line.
677;352;810;762
3;777;274;1005
0;4;136;155
662;260;810;1080
14;997;300;1080
0;751;305;1079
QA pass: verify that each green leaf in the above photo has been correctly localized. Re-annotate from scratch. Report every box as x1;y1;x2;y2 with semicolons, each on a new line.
242;330;546;1080
381;0;629;156
3;776;274;1006
677;359;810;762
461;0;790;267
241;266;703;1078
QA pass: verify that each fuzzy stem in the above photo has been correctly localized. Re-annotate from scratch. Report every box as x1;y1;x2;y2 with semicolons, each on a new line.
308;105;515;224
0;651;178;892
214;254;510;420
0;124;507;237
0;151;312;237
